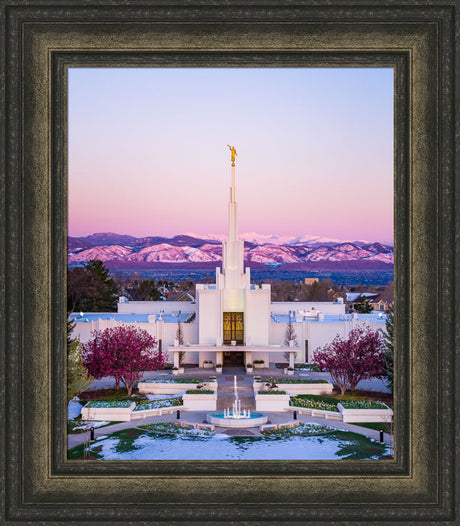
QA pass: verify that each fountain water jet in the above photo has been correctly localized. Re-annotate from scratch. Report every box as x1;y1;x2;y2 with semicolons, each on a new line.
207;375;268;428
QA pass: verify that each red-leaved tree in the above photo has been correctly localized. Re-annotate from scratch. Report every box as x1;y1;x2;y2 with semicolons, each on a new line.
312;326;385;395
82;326;164;395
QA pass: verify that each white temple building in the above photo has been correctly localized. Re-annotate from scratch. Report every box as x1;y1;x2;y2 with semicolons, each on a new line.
71;149;386;370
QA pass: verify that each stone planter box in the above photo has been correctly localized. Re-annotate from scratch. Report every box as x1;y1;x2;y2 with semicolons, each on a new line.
215;367;223;374
172;367;184;375
81;402;135;422
253;381;333;397
130;405;185;420
277;382;334;396
246;367;254;374
255;393;290;412
337;402;393;423
253;363;265;369
138;381;197;395
203;362;214;369
182;393;217;411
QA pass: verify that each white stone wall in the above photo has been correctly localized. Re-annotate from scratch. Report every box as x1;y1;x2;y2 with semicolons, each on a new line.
117;300;196;314
196;288;221;345
270;301;345;316
244;288;271;346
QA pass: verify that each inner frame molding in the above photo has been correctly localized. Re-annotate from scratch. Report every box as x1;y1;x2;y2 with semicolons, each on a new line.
2;3;456;524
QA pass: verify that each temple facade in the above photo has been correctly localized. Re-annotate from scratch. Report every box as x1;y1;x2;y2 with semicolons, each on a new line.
71;148;385;369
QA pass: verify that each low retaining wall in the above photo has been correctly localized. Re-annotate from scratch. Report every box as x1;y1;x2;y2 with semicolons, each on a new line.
138;382;211;395
338;403;393;423
286;406;342;420
255;393;290;412
130;405;185;420
253;381;333;396
80;402;136;422
182;393;217;411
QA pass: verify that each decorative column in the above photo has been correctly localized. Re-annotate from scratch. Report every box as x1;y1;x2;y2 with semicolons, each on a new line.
173;351;180;369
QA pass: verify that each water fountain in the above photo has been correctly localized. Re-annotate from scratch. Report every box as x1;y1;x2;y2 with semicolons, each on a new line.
206;375;268;428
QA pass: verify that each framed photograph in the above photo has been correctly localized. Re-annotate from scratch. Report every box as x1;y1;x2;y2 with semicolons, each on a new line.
66;65;395;463
1;1;457;524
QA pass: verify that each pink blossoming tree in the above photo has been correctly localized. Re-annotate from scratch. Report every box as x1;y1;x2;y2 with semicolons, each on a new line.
312;326;385;395
82;326;164;395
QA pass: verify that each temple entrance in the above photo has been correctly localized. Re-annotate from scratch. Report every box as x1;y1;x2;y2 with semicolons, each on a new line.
223;312;244;345
223;351;244;366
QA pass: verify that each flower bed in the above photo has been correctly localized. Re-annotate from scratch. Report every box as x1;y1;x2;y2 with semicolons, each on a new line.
142;378;204;383
257;390;287;395
294;364;320;372
260;377;329;384
339;400;388;410
261;423;334;437
138;422;213;436
256;377;333;396
87;400;131;408
133;398;183;412
185;389;214;395
338;402;393;423
290;395;339;412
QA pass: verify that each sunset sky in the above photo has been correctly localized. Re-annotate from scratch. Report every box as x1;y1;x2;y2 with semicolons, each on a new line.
68;67;394;244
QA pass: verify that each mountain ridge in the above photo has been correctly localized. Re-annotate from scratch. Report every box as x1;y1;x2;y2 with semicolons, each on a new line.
68;232;394;268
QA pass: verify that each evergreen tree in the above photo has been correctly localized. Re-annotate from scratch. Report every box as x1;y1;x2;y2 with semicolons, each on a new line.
381;304;394;391
67;318;93;400
354;299;374;313
84;259;120;312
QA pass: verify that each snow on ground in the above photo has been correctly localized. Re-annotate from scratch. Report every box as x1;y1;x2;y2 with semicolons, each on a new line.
67;400;83;420
72;421;111;431
86;432;390;461
145;394;184;400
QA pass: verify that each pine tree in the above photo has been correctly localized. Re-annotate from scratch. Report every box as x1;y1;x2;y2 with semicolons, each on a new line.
67;318;93;400
84;259;120;312
382;304;394;391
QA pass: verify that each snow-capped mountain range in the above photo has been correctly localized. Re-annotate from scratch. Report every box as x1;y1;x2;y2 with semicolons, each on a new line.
68;232;393;267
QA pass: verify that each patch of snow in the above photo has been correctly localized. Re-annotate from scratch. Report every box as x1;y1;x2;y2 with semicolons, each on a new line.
67;401;83;420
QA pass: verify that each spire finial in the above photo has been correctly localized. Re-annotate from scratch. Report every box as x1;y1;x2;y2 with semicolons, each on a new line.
227;145;237;166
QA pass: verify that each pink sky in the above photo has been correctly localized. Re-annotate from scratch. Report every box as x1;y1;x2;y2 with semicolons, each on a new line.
69;68;394;244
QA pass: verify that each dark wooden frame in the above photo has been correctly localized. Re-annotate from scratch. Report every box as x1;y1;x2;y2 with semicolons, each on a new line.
1;1;458;524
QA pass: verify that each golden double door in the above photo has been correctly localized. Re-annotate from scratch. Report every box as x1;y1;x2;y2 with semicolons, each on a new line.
223;312;244;345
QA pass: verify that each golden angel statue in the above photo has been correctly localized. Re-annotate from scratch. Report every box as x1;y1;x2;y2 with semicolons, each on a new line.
227;145;237;166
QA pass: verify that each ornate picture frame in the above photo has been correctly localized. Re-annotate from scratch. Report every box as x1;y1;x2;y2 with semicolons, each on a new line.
1;2;457;523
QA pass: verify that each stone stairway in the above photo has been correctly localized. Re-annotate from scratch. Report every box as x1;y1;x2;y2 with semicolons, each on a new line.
217;384;256;411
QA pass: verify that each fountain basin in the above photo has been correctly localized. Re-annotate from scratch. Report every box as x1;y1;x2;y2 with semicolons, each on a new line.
207;411;268;428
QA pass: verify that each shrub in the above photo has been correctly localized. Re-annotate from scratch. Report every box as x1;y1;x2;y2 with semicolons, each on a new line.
88;400;131;408
133;398;183;411
339;400;388;410
290;395;339;412
258;390;287;395
185;389;214;395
